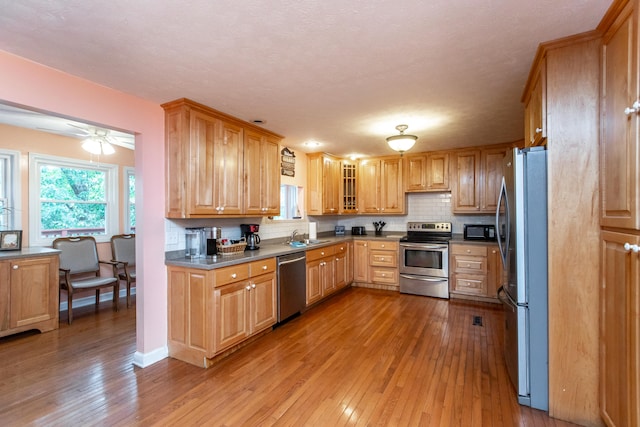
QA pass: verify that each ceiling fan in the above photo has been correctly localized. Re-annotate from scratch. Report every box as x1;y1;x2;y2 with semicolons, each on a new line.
0;103;134;151
39;123;135;153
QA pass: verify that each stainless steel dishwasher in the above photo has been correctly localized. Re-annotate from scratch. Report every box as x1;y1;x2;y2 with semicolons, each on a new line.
277;252;306;324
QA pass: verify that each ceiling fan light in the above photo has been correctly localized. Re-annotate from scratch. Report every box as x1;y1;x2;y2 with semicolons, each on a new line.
82;138;102;155
386;124;417;154
101;141;115;155
82;136;116;155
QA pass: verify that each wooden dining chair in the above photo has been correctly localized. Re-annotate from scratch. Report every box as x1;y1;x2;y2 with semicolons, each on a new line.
110;234;136;308
52;236;119;324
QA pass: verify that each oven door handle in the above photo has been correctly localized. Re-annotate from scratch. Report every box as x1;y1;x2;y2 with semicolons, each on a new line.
400;243;448;250
400;274;448;282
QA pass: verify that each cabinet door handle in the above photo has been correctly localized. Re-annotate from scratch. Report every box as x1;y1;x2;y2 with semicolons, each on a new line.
252;284;256;289
12;265;18;270
262;265;268;270
624;243;640;253
246;285;251;291
624;101;640;115
535;127;543;134
231;273;237;279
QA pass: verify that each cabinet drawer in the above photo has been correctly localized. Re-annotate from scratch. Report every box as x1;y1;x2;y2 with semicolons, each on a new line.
249;258;276;276
370;267;398;284
452;274;487;296
369;250;397;267
451;244;488;257
334;243;349;254
306;246;336;262
368;241;398;251
453;255;487;273
214;264;250;287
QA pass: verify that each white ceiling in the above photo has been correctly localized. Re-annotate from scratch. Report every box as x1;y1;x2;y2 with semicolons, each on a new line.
0;0;611;157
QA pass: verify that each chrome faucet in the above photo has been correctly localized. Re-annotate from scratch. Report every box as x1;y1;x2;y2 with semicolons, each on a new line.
290;229;299;243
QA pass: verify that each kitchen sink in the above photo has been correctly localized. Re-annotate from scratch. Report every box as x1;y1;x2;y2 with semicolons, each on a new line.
307;239;330;245
288;239;330;248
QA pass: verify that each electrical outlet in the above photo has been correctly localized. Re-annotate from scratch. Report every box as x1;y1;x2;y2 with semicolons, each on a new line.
166;231;178;245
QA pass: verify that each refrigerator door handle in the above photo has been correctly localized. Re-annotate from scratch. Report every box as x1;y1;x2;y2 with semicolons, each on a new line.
498;285;528;308
497;285;514;310
496;177;509;269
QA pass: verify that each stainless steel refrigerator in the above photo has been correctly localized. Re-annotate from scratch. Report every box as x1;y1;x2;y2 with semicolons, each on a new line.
495;146;548;410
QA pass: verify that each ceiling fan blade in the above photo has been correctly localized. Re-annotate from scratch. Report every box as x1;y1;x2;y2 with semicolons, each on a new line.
35;126;88;137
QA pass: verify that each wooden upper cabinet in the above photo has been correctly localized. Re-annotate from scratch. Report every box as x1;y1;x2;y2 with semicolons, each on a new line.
339;160;358;214
358;157;404;214
451;149;481;212
404;154;428;191
306;153;340;215
600;1;640;230
480;147;508;212
426;152;450;190
405;152;449;192
162;98;283;218
323;156;340;214
451;145;512;214
213;120;244;216
244;130;281;216
523;57;547;147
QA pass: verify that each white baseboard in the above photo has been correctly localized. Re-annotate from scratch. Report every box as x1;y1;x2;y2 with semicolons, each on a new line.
59;287;136;311
133;346;168;368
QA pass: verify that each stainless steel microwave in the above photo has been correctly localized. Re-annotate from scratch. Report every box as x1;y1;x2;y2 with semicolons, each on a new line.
463;224;496;241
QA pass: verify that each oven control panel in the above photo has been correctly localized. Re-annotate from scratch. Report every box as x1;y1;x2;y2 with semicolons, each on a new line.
406;222;451;233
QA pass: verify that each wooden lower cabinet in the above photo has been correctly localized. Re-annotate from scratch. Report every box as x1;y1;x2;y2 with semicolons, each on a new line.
352;240;399;290
167;258;277;367
449;242;500;303
0;254;59;338
353;240;369;282
305;242;352;307
600;231;639;427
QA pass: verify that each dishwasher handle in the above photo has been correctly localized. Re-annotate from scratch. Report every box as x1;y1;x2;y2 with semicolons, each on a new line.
278;255;306;266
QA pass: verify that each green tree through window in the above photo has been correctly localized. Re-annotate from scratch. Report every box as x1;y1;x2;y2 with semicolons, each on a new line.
39;165;107;234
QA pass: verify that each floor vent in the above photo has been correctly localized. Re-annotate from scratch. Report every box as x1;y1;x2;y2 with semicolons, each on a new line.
472;316;483;326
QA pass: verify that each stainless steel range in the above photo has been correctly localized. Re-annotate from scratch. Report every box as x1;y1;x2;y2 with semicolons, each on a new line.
399;222;452;298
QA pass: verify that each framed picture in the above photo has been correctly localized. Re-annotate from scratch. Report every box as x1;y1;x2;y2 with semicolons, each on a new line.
0;230;22;251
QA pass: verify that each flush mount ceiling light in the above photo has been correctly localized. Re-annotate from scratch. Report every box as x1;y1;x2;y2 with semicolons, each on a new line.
386;124;417;155
81;130;115;155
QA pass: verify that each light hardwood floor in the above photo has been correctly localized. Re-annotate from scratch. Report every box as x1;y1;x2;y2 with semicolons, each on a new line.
0;287;579;426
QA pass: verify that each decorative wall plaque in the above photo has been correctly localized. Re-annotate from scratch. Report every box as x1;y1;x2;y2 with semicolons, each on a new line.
281;147;295;177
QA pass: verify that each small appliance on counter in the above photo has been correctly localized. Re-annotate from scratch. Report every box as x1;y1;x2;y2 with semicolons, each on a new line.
207;227;221;256
351;226;367;235
463;224;496;241
186;227;221;258
185;227;206;258
334;225;345;236
240;224;261;250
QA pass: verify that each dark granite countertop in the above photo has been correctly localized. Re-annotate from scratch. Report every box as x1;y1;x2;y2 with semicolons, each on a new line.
165;232;405;270
0;247;60;259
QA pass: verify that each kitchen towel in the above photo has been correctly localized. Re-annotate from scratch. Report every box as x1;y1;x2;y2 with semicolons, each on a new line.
309;222;317;240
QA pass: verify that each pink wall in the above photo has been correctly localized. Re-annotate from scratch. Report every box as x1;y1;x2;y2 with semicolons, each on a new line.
0;50;167;363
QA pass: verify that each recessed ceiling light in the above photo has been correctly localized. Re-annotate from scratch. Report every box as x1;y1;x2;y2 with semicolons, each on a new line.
304;140;321;147
251;119;266;125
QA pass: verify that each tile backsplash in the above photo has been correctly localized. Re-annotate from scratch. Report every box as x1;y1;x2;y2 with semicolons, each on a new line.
165;192;494;252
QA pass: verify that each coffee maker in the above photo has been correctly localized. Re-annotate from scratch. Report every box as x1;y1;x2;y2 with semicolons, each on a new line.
240;224;261;250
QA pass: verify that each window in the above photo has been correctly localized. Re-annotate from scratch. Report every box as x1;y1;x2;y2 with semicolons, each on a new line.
0;150;20;230
29;153;118;245
124;167;135;233
274;184;303;220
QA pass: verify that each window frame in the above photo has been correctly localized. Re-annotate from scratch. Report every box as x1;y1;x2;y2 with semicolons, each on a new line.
29;153;119;246
0;149;21;231
123;166;135;234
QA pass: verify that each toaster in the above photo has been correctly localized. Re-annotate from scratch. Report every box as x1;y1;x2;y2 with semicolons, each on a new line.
351;226;367;235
